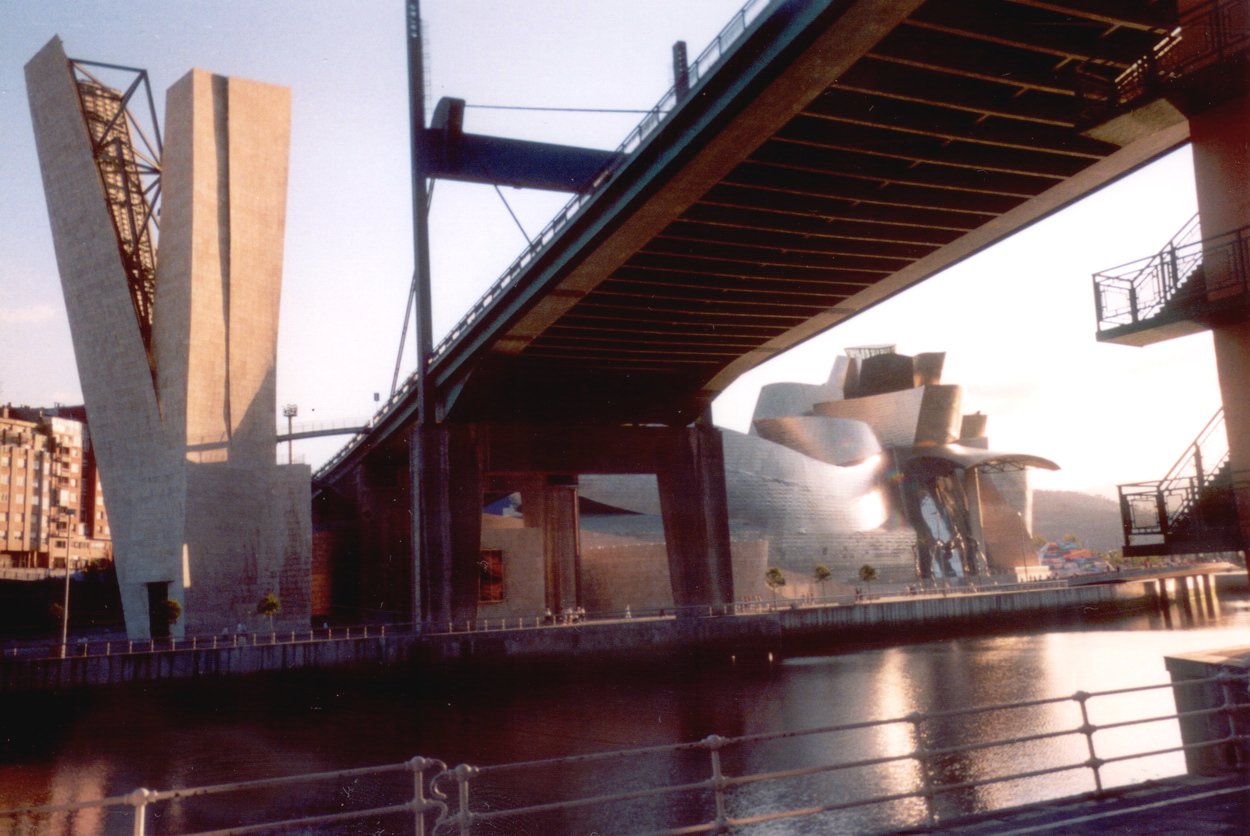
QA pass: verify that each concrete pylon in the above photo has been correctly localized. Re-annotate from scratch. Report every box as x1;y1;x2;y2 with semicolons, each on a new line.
1190;94;1250;557
26;38;311;638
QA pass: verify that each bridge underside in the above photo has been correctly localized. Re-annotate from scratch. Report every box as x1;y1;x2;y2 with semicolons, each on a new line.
322;0;1216;625
435;0;1187;426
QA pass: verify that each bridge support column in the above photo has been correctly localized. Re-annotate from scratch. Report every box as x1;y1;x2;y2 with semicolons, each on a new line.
412;424;483;625
519;477;581;617
1191;94;1250;567
1165;646;1250;776
656;421;734;616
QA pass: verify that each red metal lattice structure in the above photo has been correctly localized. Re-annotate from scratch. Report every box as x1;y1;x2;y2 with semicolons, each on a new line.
68;59;163;380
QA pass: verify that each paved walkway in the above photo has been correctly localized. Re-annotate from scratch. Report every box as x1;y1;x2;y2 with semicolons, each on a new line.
905;775;1249;835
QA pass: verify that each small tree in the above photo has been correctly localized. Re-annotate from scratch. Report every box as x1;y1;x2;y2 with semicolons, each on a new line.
813;564;832;599
257;592;281;629
764;567;786;607
158;598;182;627
857;564;878;599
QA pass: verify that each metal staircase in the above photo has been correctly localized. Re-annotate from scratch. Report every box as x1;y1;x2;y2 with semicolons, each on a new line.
1118;408;1245;557
1093;216;1250;346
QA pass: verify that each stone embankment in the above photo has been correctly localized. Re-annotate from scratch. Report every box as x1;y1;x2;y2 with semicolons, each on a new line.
0;579;1184;692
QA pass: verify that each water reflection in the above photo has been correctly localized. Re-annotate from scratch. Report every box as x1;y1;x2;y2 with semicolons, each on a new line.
1;588;1247;834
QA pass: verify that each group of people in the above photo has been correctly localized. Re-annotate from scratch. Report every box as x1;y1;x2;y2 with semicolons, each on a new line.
544;607;586;625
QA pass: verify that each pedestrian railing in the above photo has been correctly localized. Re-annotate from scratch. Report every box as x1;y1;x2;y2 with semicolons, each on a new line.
2;580;1077;662
4;670;1246;835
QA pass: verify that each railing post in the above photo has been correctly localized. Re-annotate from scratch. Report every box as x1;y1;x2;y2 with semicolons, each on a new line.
1195;444;1206;491
1074;691;1104;793
448;763;479;835
408;756;449;835
908;713;936;826
1156;489;1170;538
128;788;153;836
704;735;730;830
1167;243;1179;301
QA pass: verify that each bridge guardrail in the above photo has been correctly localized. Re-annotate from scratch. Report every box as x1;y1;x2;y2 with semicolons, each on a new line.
4;670;1246;835
313;0;772;484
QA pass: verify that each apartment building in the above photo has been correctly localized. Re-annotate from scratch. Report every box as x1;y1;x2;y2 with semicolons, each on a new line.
0;405;112;570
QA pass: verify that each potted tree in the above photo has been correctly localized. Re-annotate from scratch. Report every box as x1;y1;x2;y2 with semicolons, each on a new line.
857;564;878;600
257;592;281;634
813;564;832;601
764;567;786;610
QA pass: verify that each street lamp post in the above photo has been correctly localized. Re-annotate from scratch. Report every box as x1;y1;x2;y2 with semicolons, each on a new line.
283;404;298;464
59;544;71;659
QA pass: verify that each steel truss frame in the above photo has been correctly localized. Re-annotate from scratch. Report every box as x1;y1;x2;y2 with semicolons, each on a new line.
68;58;163;374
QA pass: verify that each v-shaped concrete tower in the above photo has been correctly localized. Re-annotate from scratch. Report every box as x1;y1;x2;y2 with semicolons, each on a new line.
26;37;310;639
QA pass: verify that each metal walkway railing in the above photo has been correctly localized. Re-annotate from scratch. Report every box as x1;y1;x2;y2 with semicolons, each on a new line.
1076;0;1250;122
3;578;1073;663
1094;220;1250;341
4;671;1246;835
1115;409;1248;555
1093;214;1203;333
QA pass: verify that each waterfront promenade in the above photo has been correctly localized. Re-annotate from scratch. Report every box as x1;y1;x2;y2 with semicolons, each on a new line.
3;571;1231;692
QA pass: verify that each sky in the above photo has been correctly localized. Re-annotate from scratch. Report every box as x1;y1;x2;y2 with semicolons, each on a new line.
0;0;1224;499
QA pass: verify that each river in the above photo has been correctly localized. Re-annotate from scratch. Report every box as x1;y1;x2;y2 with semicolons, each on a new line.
2;580;1247;835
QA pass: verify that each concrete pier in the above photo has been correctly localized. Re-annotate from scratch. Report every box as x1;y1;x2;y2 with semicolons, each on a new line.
1165;645;1250;776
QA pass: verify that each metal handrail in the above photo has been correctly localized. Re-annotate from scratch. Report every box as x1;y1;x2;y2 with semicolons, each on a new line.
1077;0;1250;120
1118;472;1249;541
1093;214;1202;330
2;578;1075;662
4;671;1246;835
1095;221;1250;334
313;0;773;484
1158;407;1227;489
424;0;771;364
1116;406;1234;541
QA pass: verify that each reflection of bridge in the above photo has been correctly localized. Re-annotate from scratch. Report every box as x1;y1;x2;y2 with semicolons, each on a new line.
316;0;1250;627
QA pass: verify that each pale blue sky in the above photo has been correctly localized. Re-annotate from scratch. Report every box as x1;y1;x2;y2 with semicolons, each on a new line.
0;1;1222;496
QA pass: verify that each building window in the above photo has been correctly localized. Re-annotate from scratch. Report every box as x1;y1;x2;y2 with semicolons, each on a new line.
478;549;504;603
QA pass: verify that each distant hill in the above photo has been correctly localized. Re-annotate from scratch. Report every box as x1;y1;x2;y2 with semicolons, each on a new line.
1032;490;1123;555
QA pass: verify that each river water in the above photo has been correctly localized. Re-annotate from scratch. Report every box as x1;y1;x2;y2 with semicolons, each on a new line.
2;582;1248;835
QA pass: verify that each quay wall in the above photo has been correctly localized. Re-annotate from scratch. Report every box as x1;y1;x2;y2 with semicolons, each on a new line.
1;635;414;692
0;582;1155;691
